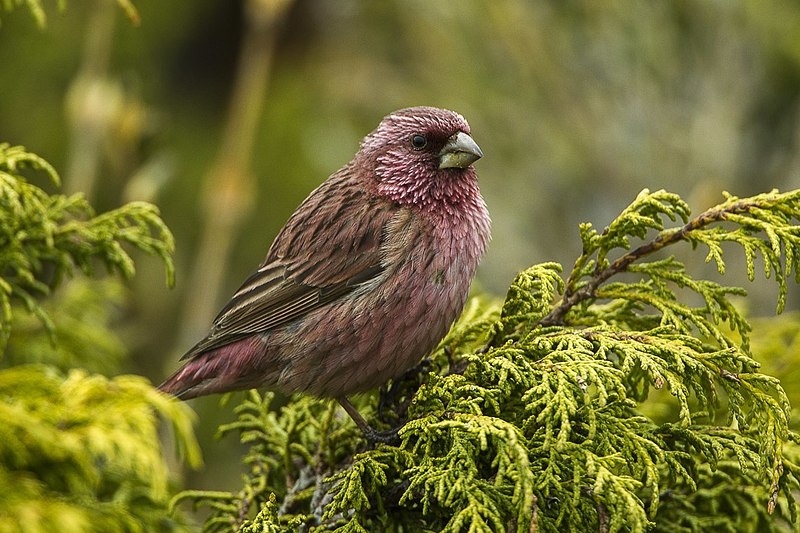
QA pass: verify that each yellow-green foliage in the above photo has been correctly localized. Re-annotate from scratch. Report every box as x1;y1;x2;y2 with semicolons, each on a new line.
750;312;800;414
3;278;128;373
0;143;173;350
0;145;200;532
0;0;139;27
185;189;800;532
0;367;200;533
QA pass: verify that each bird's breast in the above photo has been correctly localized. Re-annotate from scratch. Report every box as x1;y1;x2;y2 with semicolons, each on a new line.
275;201;490;397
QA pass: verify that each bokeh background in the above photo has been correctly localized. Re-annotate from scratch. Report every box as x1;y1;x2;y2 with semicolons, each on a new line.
2;0;800;496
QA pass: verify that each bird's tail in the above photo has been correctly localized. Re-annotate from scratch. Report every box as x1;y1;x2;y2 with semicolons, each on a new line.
158;359;211;400
158;336;267;400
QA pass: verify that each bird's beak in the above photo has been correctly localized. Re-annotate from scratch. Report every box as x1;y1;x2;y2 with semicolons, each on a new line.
438;131;483;169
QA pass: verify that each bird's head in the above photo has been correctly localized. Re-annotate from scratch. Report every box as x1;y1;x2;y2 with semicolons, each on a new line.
359;106;484;214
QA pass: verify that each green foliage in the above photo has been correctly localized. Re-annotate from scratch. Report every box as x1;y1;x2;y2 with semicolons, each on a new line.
0;366;201;533
2;278;127;373
749;311;800;413
0;143;174;350
184;188;800;532
0;145;200;532
0;0;139;27
0;0;57;27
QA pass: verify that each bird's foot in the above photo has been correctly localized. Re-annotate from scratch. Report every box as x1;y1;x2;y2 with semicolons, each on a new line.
337;396;403;446
362;424;402;446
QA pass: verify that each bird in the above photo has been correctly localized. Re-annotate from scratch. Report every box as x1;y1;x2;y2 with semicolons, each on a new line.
159;106;491;441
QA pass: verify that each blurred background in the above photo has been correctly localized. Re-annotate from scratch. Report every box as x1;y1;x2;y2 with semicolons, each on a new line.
2;0;800;496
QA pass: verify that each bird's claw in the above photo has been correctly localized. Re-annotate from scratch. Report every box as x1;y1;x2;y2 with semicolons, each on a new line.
363;425;402;446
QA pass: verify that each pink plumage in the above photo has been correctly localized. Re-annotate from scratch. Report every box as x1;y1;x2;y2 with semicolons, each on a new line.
159;107;490;436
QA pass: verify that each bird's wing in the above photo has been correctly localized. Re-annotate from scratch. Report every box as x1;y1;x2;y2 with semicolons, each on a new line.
181;171;404;360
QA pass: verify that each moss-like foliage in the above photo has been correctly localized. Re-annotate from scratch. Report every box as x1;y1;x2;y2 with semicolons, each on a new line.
0;144;200;532
184;189;800;532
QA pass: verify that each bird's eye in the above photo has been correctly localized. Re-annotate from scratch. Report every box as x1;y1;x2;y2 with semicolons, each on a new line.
411;134;427;149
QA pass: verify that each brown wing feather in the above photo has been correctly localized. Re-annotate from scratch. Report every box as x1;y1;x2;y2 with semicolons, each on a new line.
181;168;395;360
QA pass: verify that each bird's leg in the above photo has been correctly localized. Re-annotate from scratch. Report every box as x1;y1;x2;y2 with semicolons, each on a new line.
336;396;401;445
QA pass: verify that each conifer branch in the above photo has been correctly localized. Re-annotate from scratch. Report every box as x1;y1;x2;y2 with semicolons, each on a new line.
540;190;800;327
1;145;197;531
183;188;800;532
0;144;175;348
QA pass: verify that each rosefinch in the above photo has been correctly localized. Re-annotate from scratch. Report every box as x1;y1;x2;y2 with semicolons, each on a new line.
159;106;490;441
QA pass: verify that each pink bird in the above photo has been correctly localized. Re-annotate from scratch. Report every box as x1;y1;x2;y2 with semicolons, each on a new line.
159;107;491;441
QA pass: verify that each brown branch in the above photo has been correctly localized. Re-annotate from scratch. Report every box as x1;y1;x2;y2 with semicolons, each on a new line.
529;493;538;533
537;198;760;328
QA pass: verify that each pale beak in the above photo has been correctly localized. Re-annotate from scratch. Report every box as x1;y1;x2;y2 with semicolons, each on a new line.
438;131;483;169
